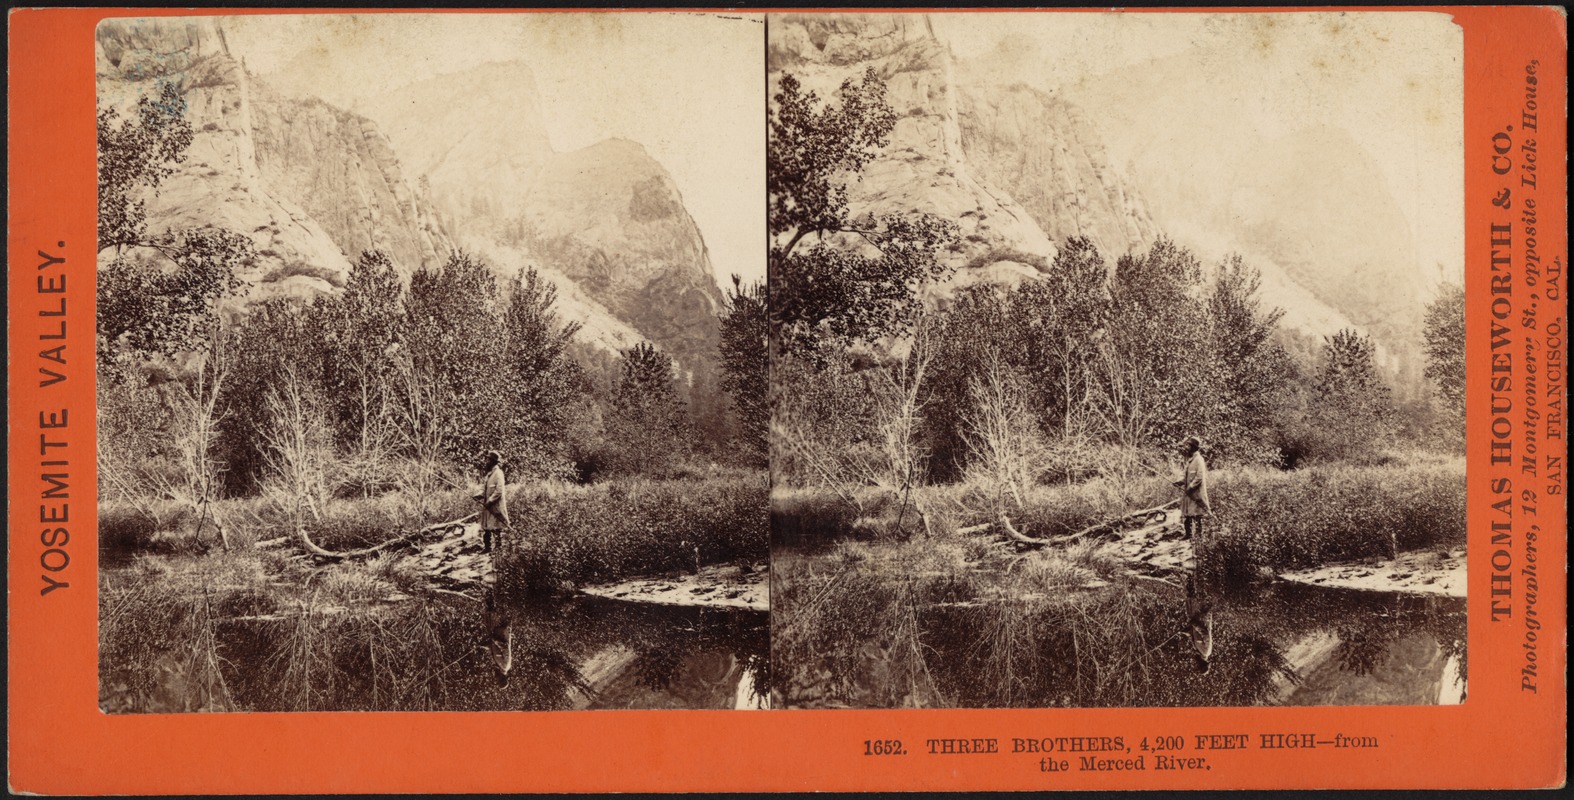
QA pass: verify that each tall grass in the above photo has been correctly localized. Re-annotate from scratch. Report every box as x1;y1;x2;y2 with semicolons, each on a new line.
501;475;768;587
1211;458;1466;574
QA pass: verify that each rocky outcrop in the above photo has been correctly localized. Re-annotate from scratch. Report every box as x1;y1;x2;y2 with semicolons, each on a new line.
1224;126;1428;340
770;14;1058;278
364;61;555;232
365;63;723;371
250;80;453;275
518;139;721;368
957;83;1159;260
95;17;453;303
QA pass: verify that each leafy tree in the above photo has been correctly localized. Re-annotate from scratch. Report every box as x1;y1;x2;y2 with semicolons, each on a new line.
925;284;1021;481
96;81;252;360
404;252;505;466
1096;238;1215;449
768;69;896;253
1206;255;1294;464
492;268;586;479
1015;236;1112;433
97;81;193;252
216;299;321;495
607;342;691;475
718;275;768;464
768;69;957;360
1307;328;1396;461
317;251;405;454
1423;282;1466;421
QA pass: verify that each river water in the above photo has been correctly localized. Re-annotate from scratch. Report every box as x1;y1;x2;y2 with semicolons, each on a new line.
915;579;1466;708
100;557;770;712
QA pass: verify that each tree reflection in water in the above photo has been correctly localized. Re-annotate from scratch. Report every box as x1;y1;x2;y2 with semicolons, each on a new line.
782;577;1464;709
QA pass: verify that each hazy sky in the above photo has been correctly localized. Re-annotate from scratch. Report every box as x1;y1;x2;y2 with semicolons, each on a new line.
931;11;1465;281
222;12;766;288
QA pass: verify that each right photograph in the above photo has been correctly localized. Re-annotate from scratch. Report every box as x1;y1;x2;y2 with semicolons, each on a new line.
768;12;1467;709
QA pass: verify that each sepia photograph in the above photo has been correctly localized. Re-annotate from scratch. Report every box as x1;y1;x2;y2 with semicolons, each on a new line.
95;12;769;712
768;12;1468;709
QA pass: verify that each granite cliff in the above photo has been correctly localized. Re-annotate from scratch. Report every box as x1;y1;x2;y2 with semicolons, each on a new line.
364;62;724;371
768;14;1436;373
95;17;453;303
98;20;723;375
770;13;1058;290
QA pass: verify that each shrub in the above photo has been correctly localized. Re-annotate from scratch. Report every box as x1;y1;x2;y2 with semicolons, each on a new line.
500;475;768;587
99;504;162;556
1211;459;1465;572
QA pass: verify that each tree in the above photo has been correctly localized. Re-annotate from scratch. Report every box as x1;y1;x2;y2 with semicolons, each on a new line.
718;275;769;464
1096;239;1215;449
1015;236;1112;433
404;251;504;466
925;283;1020;481
217;298;321;496
317;250;405;456
1423;282;1466;421
1307;328;1395;461
97;81;252;360
1206;255;1294;464
493;268;586;479
768;69;957;360
97;81;193;252
768;69;896;252
607;342;692;475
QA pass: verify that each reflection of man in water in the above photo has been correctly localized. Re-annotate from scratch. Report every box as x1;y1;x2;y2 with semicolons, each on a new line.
482;589;513;686
1173;436;1213;671
476;450;510;554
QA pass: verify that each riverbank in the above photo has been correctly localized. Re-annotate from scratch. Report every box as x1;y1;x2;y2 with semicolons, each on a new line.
99;473;769;712
581;562;769;611
771;457;1468;708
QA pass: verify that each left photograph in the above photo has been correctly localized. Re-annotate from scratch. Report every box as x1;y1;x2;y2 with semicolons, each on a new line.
95;12;768;712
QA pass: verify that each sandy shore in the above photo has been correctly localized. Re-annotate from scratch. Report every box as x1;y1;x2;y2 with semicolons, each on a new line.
1278;546;1466;598
580;563;768;612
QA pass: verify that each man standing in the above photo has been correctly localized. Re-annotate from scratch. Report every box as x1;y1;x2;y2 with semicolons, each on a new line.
1173;435;1213;671
1175;435;1211;539
476;450;510;554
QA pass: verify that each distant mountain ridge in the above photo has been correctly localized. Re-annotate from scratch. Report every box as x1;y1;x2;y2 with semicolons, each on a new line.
361;60;724;372
97;18;724;378
769;13;1438;377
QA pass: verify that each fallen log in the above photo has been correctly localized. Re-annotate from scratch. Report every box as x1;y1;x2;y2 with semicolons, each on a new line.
1056;499;1178;544
953;498;1180;549
998;513;1049;548
296;512;479;561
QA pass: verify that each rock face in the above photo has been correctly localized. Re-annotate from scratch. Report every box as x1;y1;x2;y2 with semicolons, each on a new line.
769;14;1059;276
1223;126;1429;342
250;80;452;276
95;17;453;304
364;61;555;232
956;83;1159;261
96;22;719;375
1055;44;1442;371
518;139;721;369
365;62;723;371
768;13;1432;378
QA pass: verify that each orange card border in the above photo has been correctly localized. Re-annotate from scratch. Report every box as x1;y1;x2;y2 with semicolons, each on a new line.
7;5;1567;793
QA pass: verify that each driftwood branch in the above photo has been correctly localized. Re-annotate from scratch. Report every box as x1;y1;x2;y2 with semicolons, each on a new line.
953;498;1180;549
1056;499;1178;544
295;512;478;561
998;513;1049;548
